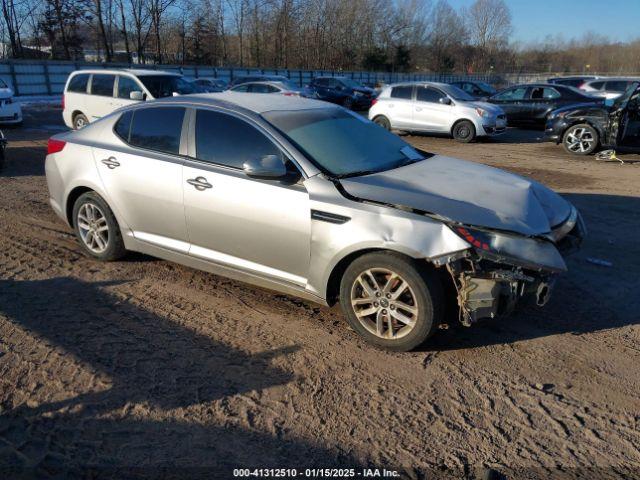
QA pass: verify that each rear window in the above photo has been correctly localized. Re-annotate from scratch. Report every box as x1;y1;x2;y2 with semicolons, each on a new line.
91;74;115;96
67;74;89;93
390;86;413;99
128;107;185;155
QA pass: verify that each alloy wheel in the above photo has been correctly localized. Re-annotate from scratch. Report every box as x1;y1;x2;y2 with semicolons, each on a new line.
350;268;419;340
77;203;109;254
565;126;595;153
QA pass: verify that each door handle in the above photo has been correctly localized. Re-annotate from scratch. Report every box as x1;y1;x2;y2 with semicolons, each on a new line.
187;176;212;191
101;157;120;169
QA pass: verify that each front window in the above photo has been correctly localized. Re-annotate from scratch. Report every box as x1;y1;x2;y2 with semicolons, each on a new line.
138;75;198;98
262;107;425;177
493;87;527;101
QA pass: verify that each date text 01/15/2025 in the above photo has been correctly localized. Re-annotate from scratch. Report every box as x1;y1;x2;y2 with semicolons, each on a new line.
233;468;400;477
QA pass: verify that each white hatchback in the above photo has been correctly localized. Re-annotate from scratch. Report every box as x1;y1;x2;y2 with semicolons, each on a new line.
369;82;506;143
0;77;22;125
62;69;199;130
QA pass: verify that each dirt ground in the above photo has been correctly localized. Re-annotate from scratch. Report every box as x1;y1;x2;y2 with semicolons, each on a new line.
0;105;639;480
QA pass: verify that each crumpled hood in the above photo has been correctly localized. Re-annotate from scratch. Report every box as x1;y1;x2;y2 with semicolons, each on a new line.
339;155;572;236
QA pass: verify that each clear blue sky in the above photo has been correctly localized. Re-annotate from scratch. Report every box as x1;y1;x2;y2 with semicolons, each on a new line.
448;0;640;44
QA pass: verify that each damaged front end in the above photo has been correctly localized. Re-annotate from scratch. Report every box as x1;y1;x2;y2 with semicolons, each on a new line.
432;208;586;326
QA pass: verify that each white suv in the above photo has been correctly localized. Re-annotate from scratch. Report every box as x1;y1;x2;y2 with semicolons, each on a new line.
62;69;199;130
369;82;506;142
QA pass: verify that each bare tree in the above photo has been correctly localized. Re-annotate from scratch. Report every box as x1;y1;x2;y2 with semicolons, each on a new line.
464;0;511;70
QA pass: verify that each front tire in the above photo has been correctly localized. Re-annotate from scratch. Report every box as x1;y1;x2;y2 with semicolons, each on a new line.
72;192;126;261
562;123;598;155
339;252;443;351
452;120;476;143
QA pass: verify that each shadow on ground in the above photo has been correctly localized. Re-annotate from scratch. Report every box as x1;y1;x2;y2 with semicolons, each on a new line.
0;277;362;478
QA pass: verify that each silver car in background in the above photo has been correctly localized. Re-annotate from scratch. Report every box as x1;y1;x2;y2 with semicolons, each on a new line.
368;81;507;142
230;80;317;98
45;92;584;351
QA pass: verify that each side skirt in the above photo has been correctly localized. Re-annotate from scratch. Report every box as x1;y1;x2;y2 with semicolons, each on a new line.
123;235;329;307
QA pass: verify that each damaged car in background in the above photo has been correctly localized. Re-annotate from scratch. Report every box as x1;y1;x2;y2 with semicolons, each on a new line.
45;93;585;351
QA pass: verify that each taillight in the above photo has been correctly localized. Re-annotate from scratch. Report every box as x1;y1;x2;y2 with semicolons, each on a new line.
371;98;378;106
61;94;65;110
47;138;66;155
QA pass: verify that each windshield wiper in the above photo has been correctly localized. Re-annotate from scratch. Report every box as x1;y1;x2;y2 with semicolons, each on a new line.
335;169;382;179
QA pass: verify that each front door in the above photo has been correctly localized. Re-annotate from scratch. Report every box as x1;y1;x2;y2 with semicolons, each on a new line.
183;108;311;286
491;86;528;124
412;86;453;132
94;106;189;252
617;89;640;149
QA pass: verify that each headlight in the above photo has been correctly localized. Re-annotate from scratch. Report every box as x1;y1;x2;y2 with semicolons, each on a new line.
475;107;489;118
451;225;567;273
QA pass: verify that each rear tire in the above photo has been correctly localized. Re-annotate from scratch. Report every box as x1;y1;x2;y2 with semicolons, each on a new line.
339;252;443;351
73;113;89;130
72;192;126;261
562;123;598;155
452;120;476;143
373;115;391;130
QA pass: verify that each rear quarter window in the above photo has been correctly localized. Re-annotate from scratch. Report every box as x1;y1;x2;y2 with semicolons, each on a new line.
67;74;89;93
114;110;133;141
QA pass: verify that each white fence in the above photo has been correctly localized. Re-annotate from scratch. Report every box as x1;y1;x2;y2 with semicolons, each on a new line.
0;60;507;96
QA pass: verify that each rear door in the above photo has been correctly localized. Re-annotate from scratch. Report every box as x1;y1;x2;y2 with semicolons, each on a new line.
87;73;116;121
93;106;189;252
384;85;414;129
412;86;453;132
182;108;311;285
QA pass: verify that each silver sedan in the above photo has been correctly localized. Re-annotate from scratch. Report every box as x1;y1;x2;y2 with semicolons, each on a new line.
45;92;585;351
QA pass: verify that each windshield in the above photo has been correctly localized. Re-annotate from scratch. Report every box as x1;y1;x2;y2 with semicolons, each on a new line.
340;78;365;88
262;108;426;177
442;85;475;101
138;75;199;98
476;81;496;94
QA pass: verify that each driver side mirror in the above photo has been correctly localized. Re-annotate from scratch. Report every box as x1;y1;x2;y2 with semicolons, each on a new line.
243;155;287;179
439;97;452;105
129;90;145;101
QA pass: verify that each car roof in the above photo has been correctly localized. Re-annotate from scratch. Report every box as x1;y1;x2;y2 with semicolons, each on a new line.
71;68;179;77
385;81;451;88
151;91;329;113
